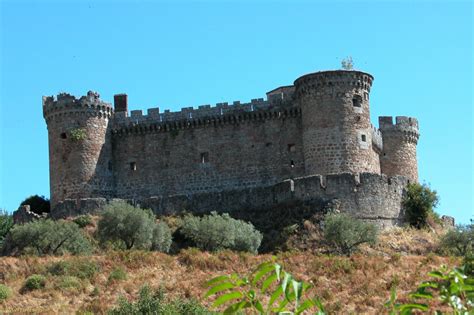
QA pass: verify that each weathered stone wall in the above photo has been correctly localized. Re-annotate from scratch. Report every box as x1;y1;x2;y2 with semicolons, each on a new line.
52;173;407;228
111;102;304;199
379;116;419;182
295;70;381;176
43;92;114;207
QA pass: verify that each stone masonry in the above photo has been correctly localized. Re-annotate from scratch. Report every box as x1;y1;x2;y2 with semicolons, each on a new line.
43;70;420;227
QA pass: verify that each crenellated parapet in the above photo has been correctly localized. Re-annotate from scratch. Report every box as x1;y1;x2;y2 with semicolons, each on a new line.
111;97;300;135
42;91;114;123
294;70;374;98
379;116;419;144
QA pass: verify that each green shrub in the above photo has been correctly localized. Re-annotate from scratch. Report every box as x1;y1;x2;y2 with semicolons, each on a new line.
385;264;474;313
402;183;439;228
97;201;156;250
23;274;46;291
7;219;92;256
151;222;172;253
439;224;474;257
323;213;378;256
69;128;87;141
56;276;81;291
73;215;93;228
0;210;13;248
180;212;263;253
47;259;99;280
108;285;210;315
19;195;50;214
0;284;12;301
108;267;127;283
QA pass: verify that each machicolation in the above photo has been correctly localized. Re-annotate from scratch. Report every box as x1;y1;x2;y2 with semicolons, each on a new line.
42;70;420;227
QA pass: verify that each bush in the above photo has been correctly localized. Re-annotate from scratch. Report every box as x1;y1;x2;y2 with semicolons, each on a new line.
97;201;156;250
323;213;378;256
0;284;12;301
108;267;127;283
7;219;92;256
180;212;262;253
151;222;172;253
402;183;439;228
23;274;46;291
56;276;81;291
0;210;13;248
19;195;50;214
439;224;474;257
73;215;93;228
108;285;209;315
47;259;99;280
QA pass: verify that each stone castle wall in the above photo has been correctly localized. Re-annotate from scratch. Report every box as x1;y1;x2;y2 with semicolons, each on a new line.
111;102;305;199
52;172;408;228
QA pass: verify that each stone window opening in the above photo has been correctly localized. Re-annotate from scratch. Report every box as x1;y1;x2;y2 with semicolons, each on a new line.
352;95;362;107
108;161;113;171
200;152;209;164
60;132;67;139
361;134;367;142
288;144;296;152
130;162;137;171
290;160;295;168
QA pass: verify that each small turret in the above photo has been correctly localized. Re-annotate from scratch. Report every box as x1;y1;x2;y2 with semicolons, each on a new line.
379;116;419;182
43;91;114;208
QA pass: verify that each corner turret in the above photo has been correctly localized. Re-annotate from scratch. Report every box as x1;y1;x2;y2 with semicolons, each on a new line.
43;91;114;208
379;116;419;182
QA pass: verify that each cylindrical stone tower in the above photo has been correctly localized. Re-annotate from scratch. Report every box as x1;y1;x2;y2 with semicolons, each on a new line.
379;116;419;182
294;70;380;176
43;91;114;208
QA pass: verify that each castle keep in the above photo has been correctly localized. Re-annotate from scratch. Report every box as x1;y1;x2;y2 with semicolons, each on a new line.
43;70;420;226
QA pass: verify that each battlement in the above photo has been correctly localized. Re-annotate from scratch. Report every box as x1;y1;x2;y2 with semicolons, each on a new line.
378;116;419;143
111;96;299;135
42;91;113;120
294;70;374;97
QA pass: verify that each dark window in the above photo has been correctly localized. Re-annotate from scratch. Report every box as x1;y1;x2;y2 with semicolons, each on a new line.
361;134;367;142
130;162;137;171
200;152;209;164
60;132;67;139
290;160;295;168
353;95;362;107
108;161;113;171
288;144;296;152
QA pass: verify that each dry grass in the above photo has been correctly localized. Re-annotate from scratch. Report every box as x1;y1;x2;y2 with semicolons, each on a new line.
0;220;458;314
0;249;460;314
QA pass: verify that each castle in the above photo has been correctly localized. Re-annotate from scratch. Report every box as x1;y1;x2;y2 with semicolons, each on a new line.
43;70;420;227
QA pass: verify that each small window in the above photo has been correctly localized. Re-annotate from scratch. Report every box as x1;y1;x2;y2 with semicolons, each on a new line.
361;134;367;142
60;132;67;139
200;152;209;164
130;162;137;171
288;144;296;152
266;142;272;147
290;160;295;168
352;95;362;107
108;161;113;171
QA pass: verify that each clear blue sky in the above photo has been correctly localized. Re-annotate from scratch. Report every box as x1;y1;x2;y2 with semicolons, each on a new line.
0;0;472;223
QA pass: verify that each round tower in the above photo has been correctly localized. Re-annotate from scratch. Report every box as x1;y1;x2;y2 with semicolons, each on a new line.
378;116;419;182
43;91;114;208
294;70;380;176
